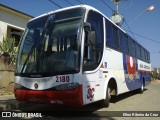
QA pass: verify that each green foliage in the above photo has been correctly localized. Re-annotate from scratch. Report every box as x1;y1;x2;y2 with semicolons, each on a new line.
0;36;17;67
0;37;10;53
152;68;160;80
152;70;158;79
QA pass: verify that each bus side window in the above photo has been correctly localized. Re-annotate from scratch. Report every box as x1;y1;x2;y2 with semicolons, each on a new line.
106;20;113;47
119;31;125;52
112;26;119;49
148;51;150;63
144;50;148;62
136;43;141;59
141;48;145;61
123;35;129;54
83;10;104;71
129;38;136;57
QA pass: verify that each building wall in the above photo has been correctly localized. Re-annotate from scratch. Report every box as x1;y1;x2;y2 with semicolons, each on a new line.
0;5;33;88
0;5;32;41
0;21;7;41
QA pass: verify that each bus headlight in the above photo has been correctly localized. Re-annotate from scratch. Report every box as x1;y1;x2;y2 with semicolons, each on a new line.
55;83;79;90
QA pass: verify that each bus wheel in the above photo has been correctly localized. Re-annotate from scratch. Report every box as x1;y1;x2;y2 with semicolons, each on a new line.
139;80;144;94
99;86;111;107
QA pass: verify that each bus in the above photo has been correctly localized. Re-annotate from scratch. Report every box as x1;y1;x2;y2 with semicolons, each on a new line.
14;5;151;107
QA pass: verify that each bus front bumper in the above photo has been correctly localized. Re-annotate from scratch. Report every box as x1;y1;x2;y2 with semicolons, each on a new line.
14;85;83;106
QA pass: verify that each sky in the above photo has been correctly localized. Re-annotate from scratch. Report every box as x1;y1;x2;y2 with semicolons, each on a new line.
0;0;160;69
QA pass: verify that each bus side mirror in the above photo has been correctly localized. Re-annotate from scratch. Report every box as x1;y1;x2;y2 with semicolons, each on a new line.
84;22;91;45
84;22;91;33
84;22;95;46
84;22;95;61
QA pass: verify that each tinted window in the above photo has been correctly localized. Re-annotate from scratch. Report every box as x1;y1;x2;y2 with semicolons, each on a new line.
135;43;141;59
148;52;150;62
106;20;113;47
129;38;136;57
123;35;129;54
146;51;149;62
119;31;125;52
112;27;119;49
83;11;104;71
141;48;145;61
144;50;148;61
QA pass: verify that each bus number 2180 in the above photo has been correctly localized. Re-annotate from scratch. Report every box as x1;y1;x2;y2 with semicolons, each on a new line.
56;76;70;82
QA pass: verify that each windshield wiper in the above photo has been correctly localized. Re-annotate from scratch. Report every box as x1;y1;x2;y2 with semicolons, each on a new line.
20;21;49;74
20;44;36;74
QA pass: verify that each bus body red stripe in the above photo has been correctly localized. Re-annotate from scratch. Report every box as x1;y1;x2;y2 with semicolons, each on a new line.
14;85;83;106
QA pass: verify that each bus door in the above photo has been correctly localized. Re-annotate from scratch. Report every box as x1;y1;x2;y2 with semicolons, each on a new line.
82;10;105;104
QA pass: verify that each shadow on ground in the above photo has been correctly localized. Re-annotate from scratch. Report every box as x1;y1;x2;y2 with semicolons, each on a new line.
110;88;148;104
0;89;147;119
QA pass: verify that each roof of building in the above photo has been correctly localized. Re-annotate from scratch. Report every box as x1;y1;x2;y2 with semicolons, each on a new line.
0;3;34;19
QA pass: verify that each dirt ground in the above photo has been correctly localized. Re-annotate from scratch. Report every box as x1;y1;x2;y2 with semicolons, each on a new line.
0;82;14;96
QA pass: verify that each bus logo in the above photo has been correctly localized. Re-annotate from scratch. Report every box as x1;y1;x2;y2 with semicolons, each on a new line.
87;87;95;101
126;56;136;80
34;83;38;89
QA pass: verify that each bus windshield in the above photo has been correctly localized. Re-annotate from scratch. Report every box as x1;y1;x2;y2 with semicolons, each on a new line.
16;8;85;76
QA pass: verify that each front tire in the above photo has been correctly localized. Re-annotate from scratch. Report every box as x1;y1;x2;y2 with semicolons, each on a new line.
99;86;111;107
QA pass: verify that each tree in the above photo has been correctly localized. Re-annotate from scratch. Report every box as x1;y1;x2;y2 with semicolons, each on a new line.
0;36;17;68
152;68;158;80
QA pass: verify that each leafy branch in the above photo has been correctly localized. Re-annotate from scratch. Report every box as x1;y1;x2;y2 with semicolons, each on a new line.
0;36;17;67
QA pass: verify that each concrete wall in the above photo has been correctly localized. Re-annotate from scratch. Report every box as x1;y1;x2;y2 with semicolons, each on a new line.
0;57;14;88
